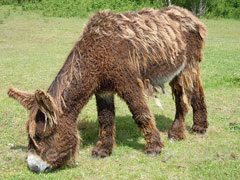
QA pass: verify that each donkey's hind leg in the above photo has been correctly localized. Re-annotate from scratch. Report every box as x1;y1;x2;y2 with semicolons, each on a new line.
116;77;163;154
92;93;115;158
191;70;208;133
168;65;208;139
168;75;190;140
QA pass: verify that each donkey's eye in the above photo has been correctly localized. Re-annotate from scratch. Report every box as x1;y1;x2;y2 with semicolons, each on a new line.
34;135;42;141
36;110;45;123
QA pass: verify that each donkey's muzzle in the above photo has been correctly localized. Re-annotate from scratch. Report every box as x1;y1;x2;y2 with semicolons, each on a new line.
27;153;51;173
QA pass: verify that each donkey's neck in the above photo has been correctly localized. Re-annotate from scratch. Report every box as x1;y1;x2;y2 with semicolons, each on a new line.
47;45;85;119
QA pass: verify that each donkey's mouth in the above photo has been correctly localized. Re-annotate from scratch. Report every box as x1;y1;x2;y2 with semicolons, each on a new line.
27;153;51;173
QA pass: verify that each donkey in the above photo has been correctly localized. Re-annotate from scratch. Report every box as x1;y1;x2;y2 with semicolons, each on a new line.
8;6;208;173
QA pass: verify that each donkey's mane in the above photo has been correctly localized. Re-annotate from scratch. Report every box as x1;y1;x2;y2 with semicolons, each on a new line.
47;45;82;111
47;6;207;110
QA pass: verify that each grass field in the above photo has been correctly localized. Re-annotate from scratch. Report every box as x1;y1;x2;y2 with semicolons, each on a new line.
0;6;240;179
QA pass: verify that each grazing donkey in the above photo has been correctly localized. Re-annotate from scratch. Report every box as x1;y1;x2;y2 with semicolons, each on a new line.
8;6;208;173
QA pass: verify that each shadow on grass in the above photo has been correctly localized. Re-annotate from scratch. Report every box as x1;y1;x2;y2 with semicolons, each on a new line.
186;125;194;133
78;114;173;151
10;115;173;153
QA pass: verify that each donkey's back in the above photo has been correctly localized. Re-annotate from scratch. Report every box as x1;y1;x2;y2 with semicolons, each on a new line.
82;6;207;91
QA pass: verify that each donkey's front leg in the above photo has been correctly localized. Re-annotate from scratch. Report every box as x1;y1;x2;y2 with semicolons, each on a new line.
92;93;115;158
116;77;164;155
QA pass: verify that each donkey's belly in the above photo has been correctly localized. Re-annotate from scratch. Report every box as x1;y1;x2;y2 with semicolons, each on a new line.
151;62;186;87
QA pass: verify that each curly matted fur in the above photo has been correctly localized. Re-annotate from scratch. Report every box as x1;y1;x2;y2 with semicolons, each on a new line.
8;6;208;172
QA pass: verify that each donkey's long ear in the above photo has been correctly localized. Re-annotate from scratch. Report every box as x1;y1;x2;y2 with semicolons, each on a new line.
8;88;35;110
34;89;59;126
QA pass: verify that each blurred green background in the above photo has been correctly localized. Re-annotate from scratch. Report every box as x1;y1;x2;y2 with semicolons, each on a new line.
0;0;240;18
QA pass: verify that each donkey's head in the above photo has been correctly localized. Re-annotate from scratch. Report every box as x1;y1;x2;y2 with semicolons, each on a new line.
8;88;79;173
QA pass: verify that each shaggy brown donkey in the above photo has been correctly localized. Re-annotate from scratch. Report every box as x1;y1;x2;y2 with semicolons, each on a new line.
8;6;208;173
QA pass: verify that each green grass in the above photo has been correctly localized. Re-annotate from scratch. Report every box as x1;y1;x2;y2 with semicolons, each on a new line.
0;7;240;179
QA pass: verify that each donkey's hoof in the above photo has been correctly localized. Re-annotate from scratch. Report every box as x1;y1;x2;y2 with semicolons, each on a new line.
146;149;160;156
92;147;112;158
192;125;207;134
168;129;186;140
145;143;163;156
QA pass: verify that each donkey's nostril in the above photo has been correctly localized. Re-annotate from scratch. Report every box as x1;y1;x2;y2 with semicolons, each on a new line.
29;165;40;173
28;164;51;173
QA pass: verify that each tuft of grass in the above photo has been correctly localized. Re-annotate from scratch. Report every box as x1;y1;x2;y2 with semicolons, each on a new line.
0;7;240;179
